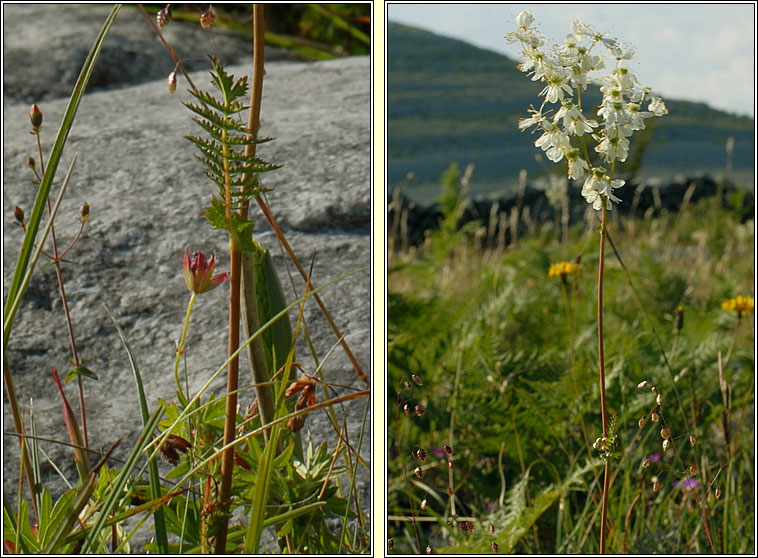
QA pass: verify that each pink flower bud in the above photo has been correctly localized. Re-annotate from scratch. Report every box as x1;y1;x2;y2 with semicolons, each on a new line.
167;71;177;94
27;157;36;169
29;104;43;130
13;206;24;224
200;7;215;28
183;248;229;294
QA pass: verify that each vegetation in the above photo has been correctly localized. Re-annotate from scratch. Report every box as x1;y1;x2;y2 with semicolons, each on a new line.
387;165;754;554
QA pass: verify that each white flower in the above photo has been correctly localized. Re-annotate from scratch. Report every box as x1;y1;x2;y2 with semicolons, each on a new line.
595;133;630;162
582;169;624;210
567;151;589;179
516;10;534;29
649;96;668;116
518;108;546;131
534;122;570;162
540;73;573;103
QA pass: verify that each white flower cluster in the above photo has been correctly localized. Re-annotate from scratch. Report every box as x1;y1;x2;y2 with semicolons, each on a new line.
507;11;668;211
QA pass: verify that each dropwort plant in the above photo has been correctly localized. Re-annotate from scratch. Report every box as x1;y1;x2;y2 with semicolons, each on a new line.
507;11;669;553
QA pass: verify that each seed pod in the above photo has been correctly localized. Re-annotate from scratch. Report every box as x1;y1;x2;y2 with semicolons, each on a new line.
443;445;453;456
412;374;423;386
651;412;659;423
638;416;646;428
642;458;651;469
660;428;671;439
414;466;424;479
200;7;215;28
662;439;670;452
157;5;172;27
492;541;499;553
420;498;428;510
656;393;662;406
415;404;425;417
637;380;648;389
689;435;696;446
29;104;43;130
27;157;35;169
13;206;24;224
689;465;698;475
416;448;427;462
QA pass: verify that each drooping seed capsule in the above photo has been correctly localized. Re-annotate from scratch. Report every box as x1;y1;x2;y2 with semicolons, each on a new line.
416;448;427;462
414;466;424;479
404;380;412;391
167;71;177;93
29;104;43;130
652;480;660;493
660;428;671;439
491;541;499;553
651;412;659;423
638;416;646;428
200;7;215;28
637;380;648;389
642;458;651;469
489;523;495;535
415;404;425;417
689;435;697;446
656;393;662;406
420;497;428;510
27;156;35;169
715;488;722;499
662;439;670;452
412;374;423;386
689;465;698;475
443;445;453;456
651;386;659;395
157;5;172;27
403;403;411;416
13;206;24;224
447;460;454;470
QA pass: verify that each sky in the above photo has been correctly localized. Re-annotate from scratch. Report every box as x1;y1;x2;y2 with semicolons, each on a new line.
386;2;756;118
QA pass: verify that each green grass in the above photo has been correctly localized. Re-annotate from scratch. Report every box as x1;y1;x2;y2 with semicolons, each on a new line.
387;192;754;554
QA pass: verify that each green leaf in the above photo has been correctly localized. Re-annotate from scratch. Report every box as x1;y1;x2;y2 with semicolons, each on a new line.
64;365;98;383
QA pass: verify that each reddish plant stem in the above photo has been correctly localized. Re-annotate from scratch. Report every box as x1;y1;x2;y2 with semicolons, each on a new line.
598;203;609;553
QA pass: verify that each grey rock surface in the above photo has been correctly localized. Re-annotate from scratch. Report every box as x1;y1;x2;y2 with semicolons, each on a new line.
2;7;371;549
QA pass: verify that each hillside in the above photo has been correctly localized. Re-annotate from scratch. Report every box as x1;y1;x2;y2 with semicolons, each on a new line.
387;22;755;203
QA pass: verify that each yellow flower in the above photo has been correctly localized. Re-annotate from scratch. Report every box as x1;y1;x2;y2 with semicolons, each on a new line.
549;261;579;279
721;295;754;316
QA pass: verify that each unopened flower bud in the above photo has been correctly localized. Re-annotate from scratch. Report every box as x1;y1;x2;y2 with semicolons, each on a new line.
637;380;648;389
662;439;670;452
414;466;424;479
642;458;651;469
638;416;646;428
656;393;662;406
689;435;697;446
492;542;499;553
444;445;453;456
651;412;659;423
652;480;660;493
447;460;454;470
29;104;43;130
157;5;172;27
415;404;425;417
403;380;412;391
27;156;36;169
13;206;25;224
715;488;721;499
167;71;177;93
403;403;410;416
420;497;428;510
80;201;90;222
689;465;697;475
489;523;495;535
651;386;659;395
412;374;423;386
416;448;427;462
660;428;671;439
200;7;215;28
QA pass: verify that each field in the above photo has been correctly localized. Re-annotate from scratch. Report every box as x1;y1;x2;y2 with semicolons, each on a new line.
387;180;755;554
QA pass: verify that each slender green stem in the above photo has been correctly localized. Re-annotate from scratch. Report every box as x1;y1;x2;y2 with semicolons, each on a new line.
173;292;197;400
598;202;610;554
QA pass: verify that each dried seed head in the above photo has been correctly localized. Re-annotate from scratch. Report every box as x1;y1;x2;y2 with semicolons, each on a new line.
651;412;659;423
416;448;427;462
13;206;24;224
443;445;453;456
29;103;43;130
415;404;425;417
412;373;423;386
200;7;215;28
414;466;424;479
715;488;722;499
492;541;499;553
80;201;90;222
157;5;172;27
642;458;651;469
689;465;698;475
167;71;177;93
637;380;648;389
638;416;646;428
660;428;671;439
662;439;670;452
656;393;662;406
689;435;696;446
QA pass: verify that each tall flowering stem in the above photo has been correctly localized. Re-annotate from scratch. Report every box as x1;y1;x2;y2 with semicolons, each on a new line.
508;11;668;553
